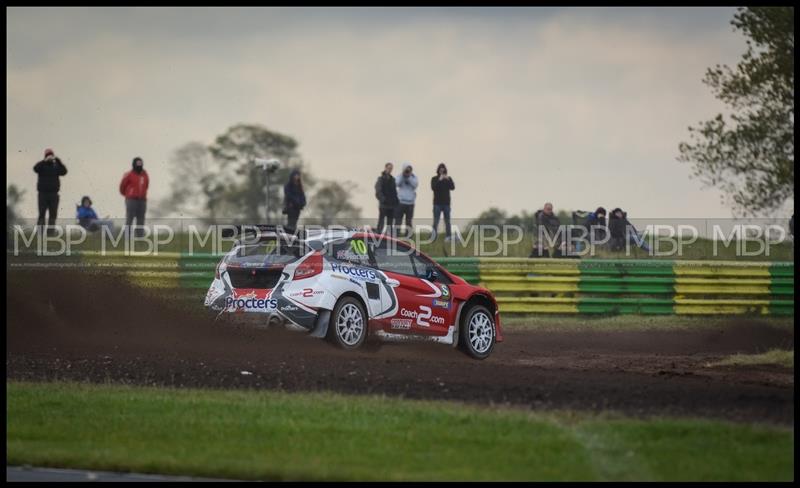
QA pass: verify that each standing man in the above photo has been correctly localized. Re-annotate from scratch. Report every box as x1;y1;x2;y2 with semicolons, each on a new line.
119;157;149;236
395;162;418;231
430;163;455;241
374;162;398;233
283;169;306;234
33;148;68;230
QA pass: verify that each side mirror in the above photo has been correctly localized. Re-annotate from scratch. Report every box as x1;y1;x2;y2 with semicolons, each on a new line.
425;265;439;281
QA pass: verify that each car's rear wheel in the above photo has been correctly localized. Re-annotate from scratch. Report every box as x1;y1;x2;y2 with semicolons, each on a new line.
327;296;367;349
459;305;495;359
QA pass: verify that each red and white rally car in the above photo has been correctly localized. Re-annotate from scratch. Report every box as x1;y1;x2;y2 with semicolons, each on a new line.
205;226;503;359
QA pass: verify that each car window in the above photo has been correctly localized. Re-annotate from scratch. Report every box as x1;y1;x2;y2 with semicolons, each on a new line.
372;240;415;276
327;238;372;266
410;252;453;284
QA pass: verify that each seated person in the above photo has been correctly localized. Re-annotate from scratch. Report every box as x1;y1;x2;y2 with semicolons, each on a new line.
584;206;608;247
76;196;114;232
608;207;649;253
530;202;565;258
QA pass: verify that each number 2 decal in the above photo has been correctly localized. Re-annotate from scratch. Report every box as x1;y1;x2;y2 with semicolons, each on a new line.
417;305;432;327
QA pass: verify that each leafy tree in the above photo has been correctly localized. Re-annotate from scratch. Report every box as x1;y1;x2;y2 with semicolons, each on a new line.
158;124;314;222
470;207;508;227
306;180;362;227
207;124;312;222
7;184;26;228
153;142;213;218
678;7;794;216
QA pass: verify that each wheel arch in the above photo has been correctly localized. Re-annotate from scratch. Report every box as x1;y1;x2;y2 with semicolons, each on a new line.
453;292;497;348
335;291;370;318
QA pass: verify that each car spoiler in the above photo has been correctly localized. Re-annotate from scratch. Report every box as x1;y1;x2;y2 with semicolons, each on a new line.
221;224;306;242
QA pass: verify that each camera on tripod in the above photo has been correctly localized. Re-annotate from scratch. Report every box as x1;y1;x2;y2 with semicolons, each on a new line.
254;157;281;173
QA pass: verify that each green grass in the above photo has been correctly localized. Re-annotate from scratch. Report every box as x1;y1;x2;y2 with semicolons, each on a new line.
708;349;794;369
6;381;793;481
500;314;796;332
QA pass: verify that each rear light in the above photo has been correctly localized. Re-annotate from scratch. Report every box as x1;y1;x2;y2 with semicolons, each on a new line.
293;251;323;280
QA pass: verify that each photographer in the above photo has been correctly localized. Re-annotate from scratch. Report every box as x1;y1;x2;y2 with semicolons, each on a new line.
430;163;455;241
283;169;306;233
395;162;418;230
33;148;68;230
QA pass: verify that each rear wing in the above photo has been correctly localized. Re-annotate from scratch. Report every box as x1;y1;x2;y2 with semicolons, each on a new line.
221;224;307;245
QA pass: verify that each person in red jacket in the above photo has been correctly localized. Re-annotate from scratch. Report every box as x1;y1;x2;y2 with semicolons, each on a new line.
119;157;149;235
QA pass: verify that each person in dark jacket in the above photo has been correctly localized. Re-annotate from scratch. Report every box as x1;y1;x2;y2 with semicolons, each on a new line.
530;202;563;258
283;169;306;233
33;148;68;228
571;207;607;254
585;206;608;246
374;162;398;232
608;207;649;253
431;163;455;241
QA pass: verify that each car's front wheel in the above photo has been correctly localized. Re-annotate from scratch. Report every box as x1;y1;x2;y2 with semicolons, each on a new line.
459;305;495;359
327;296;367;350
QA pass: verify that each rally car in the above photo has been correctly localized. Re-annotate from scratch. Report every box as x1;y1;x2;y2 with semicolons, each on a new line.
204;226;503;359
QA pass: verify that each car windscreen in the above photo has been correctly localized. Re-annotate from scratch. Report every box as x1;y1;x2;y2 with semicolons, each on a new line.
226;240;304;267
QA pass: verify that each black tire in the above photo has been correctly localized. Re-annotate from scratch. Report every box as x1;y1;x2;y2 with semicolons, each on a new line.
326;296;368;350
458;305;495;360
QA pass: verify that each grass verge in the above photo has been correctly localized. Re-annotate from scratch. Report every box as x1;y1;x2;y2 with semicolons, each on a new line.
707;349;794;369
6;381;793;481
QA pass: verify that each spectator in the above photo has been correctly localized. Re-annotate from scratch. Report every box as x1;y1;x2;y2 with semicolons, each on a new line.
571;207;607;254
119;157;149;236
585;206;608;246
530;202;563;257
431;163;455;241
608;207;649;253
283;169;306;234
374;162;398;233
395;162;418;230
76;196;114;232
33;148;68;231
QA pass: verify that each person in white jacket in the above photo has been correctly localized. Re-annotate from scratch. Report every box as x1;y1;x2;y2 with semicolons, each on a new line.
395;162;418;230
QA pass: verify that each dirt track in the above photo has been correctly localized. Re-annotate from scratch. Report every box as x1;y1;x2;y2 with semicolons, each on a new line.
6;269;794;425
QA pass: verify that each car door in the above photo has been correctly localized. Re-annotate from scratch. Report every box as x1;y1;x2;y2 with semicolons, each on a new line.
371;239;449;337
409;251;458;329
325;237;384;319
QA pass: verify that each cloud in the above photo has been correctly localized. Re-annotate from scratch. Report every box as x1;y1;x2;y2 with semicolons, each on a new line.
8;6;767;222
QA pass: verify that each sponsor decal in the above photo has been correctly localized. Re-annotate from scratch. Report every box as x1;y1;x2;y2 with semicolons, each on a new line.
281;304;299;312
330;262;378;281
431;298;451;310
400;306;445;327
390;318;412;330
289;288;324;298
439;284;451;299
336;249;370;264
225;296;279;310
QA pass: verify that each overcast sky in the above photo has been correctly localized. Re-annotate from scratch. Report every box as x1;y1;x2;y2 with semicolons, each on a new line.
8;6;769;221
